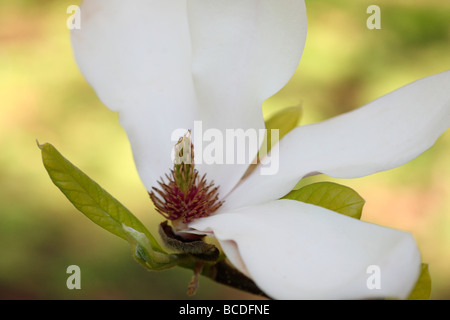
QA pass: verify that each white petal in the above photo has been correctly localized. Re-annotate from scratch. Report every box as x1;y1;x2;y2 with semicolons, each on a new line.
188;0;308;195
71;0;198;190
189;199;421;300
224;71;450;209
72;0;308;197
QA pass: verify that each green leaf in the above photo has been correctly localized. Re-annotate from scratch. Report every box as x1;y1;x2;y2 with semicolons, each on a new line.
262;105;302;155
408;264;431;300
122;224;179;270
38;141;166;256
282;181;365;219
265;105;302;138
241;105;302;180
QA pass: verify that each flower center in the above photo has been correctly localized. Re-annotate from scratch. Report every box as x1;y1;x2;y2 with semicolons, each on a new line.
149;131;223;225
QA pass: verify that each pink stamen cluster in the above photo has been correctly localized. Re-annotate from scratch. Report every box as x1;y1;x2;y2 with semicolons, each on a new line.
149;133;223;224
150;171;222;223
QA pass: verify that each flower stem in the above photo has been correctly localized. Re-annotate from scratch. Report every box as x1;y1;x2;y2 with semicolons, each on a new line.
200;260;270;299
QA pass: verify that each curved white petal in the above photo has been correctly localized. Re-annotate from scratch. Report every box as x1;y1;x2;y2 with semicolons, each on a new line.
224;70;450;209
189;199;421;300
72;0;307;197
71;0;198;190
187;0;308;195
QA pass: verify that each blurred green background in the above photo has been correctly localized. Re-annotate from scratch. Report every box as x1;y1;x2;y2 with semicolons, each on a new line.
1;0;449;299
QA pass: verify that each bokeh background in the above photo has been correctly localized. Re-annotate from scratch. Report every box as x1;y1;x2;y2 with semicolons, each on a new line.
1;0;449;299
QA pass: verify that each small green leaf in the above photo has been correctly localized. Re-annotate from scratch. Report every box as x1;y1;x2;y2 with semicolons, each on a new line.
265;105;302;137
241;105;302;180
38;141;165;254
282;181;365;219
122;224;179;270
408;264;431;300
262;105;302;155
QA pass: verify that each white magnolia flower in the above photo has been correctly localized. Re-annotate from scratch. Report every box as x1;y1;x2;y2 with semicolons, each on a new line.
71;0;450;299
